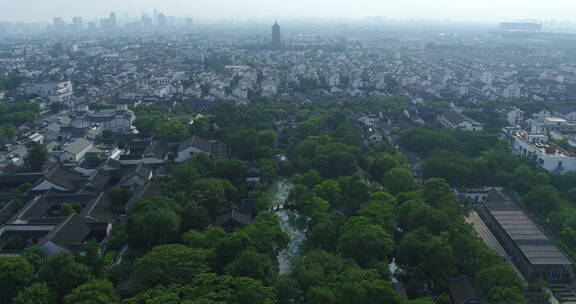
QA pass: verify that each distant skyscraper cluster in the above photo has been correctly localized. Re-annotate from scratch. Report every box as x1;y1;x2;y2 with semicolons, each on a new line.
49;10;193;32
157;13;167;28
100;12;117;29
53;17;66;30
499;22;542;32
72;17;83;30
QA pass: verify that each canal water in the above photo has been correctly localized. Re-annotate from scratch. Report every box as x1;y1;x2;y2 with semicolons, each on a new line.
272;178;309;274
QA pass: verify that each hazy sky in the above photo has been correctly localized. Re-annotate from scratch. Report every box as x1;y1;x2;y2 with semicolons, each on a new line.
1;0;576;23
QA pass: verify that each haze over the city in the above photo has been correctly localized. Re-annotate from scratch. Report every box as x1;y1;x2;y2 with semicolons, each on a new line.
2;0;576;23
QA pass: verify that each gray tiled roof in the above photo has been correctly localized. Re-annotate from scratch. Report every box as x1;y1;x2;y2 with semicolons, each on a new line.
125;183;161;214
215;208;252;227
64;138;92;155
80;192;115;222
447;276;484;304
555;106;576;115
177;135;211;153
441;111;468;124
40;165;87;191
485;200;572;265
38;214;108;253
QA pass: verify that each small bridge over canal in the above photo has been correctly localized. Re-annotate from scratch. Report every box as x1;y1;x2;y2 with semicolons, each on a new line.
269;202;297;212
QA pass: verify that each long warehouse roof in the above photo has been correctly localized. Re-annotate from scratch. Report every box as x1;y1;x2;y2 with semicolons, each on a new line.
485;199;572;266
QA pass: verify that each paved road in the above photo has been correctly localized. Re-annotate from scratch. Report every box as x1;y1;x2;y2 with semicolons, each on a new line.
466;211;527;284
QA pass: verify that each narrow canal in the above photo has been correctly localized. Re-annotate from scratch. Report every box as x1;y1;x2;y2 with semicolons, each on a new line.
271;178;309;274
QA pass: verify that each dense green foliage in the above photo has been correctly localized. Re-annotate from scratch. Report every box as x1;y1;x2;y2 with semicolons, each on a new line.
38;252;92;299
0;75;23;90
0;102;40;145
6;98;535;304
63;280;120;304
132;244;210;289
153;119;189;142
0;257;34;303
24;143;49;171
398;124;576;263
0;102;40;126
13;282;56;304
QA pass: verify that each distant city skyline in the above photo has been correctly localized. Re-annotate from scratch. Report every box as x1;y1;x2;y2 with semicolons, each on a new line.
2;0;576;23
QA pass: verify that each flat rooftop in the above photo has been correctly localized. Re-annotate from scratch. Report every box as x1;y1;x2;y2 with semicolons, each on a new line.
485;201;572;266
545;117;568;123
516;134;575;158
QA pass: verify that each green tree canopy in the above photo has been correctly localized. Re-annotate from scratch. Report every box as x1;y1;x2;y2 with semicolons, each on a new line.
127;208;181;249
214;159;249;186
337;223;395;267
21;246;44;271
242;211;290;258
181;200;210;232
509;165;549;194
523;185;562;215
357;192;397;232
154;119;189;142
132;244;210;290
0;257;34;304
291;250;402;304
38;252;92;299
293;170;321;188
190;178;235;216
63;280;120;304
25;143;49;171
382;167;416;195
397;230;457;279
13;282;56;304
312;180;342;206
223;250;275;284
477;264;524;301
186;273;277;304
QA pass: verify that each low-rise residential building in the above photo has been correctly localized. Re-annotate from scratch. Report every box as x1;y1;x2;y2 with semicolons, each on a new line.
44;123;72;142
117;163;154;188
507;107;524;126
23;81;74;104
553;106;576;122
71;105;135;134
512;132;576;174
455;187;505;204
0;192;111;256
60;138;94;163
30;165;88;193
38;214;110;256
439;111;484;131
502;83;522;99
175;136;228;163
543;117;573;130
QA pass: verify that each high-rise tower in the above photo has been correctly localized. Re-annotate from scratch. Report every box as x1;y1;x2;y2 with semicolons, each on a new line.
72;17;83;30
110;12;117;28
158;13;167;28
53;17;66;31
271;20;281;49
